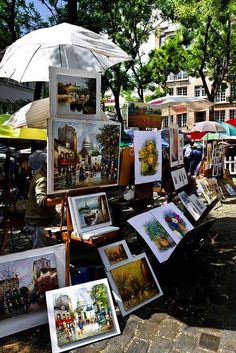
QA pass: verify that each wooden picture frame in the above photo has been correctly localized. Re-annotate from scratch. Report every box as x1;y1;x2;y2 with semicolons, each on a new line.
0;244;66;338
49;67;101;120
46;278;120;353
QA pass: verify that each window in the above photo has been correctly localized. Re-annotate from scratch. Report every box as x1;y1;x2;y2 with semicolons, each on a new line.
214;110;225;123
177;86;187;96
163;116;173;128
168;88;174;96
167;70;188;82
229;110;236;119
177;113;187;127
215;90;226;102
230;84;236;102
195;86;206;97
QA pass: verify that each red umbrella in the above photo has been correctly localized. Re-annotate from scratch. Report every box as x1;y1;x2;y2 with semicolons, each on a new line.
186;131;207;141
225;118;236;127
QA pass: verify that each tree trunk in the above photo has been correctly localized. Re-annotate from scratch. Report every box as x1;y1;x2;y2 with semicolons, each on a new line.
114;92;123;129
67;0;78;24
34;82;43;101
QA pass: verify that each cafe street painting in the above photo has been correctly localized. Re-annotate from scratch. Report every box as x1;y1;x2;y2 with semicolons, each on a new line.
47;118;121;194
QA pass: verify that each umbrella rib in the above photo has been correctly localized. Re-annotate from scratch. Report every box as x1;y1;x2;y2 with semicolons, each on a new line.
19;45;42;82
89;50;106;72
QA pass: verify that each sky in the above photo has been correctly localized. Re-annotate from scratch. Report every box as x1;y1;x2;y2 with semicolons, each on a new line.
28;0;51;21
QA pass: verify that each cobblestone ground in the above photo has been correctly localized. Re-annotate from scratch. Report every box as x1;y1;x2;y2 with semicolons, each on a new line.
1;196;236;353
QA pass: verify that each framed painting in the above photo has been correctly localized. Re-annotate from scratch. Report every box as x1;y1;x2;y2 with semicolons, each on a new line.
98;240;132;270
134;130;162;185
0;244;66;338
47;118;121;194
178;191;206;221
171;167;188;190
49;67;101;120
128;211;178;263
150;202;194;241
68;192;112;234
106;253;163;316
169;128;179;167
127;102;162;128
46;278;120;353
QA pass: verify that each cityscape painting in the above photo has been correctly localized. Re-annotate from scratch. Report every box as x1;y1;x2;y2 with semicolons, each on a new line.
98;240;132;270
49;67;101;119
47;118;121;194
46;278;120;353
0;244;66;338
107;254;163;316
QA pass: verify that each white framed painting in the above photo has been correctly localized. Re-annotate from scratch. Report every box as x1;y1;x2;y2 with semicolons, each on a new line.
47;118;121;194
106;253;163;316
98;240;132;270
128;211;178;263
169;128;179;167
0;244;66;338
178;191;206;221
134;130;162;185
46;278;120;353
150;202;194;241
49;67;101;120
68;192;112;234
171;167;188;190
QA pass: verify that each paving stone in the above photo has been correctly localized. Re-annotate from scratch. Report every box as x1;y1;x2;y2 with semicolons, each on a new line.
158;320;184;340
198;332;220;351
135;321;162;340
174;333;196;352
219;329;236;352
149;336;174;353
71;346;99;353
149;313;171;325
125;339;149;353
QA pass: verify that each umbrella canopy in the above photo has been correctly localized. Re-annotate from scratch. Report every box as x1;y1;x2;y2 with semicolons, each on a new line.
147;95;213;113
191;121;226;133
0;114;46;141
220;122;236;136
5;98;109;129
201;132;236;141
0;22;131;82
186;131;207;141
225;118;236;128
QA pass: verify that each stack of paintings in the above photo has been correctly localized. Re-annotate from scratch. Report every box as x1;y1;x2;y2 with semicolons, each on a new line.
98;241;163;316
128;203;194;263
178;191;207;221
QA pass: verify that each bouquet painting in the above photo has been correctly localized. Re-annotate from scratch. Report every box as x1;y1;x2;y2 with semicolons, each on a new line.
144;219;175;251
138;139;158;176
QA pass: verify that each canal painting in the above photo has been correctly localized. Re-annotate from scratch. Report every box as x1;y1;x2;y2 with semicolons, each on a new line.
46;279;120;353
47;118;121;194
107;254;163;316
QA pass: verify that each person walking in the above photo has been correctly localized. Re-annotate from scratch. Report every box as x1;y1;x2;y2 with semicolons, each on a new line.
25;150;62;248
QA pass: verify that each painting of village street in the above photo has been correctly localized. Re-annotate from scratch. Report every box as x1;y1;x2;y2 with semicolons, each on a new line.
0;253;58;321
108;255;163;316
49;280;119;348
48;119;121;193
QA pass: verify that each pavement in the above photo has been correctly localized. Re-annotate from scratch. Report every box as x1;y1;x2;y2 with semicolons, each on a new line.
1;196;236;353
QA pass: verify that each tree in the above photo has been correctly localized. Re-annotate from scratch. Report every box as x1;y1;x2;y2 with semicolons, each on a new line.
150;0;236;118
90;284;109;310
96;125;120;162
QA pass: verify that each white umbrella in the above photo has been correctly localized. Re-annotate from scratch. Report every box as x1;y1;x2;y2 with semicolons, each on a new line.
0;22;131;82
191;121;226;133
4;98;109;129
148;95;213;113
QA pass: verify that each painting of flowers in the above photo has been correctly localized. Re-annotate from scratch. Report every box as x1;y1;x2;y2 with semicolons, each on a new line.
128;211;178;263
134;130;162;185
46;279;120;353
107;254;163;316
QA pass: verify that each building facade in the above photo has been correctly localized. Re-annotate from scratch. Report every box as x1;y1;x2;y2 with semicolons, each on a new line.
156;21;236;131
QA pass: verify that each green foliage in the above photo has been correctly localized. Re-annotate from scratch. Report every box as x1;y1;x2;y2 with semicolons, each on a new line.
90;284;109;309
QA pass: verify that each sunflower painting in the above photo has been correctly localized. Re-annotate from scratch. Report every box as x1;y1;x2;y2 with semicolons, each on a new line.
134;131;162;184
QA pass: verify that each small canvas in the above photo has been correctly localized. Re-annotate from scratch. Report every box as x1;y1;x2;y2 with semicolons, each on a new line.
47;118;121;194
171;167;188;190
134;130;162;185
127;102;162;128
68;192;119;239
150;203;194;241
106;253;163;316
98;240;132;270
178;191;206;221
128;211;178;263
46;278;120;353
169;128;179;167
0;244;66;338
49;67;101;119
